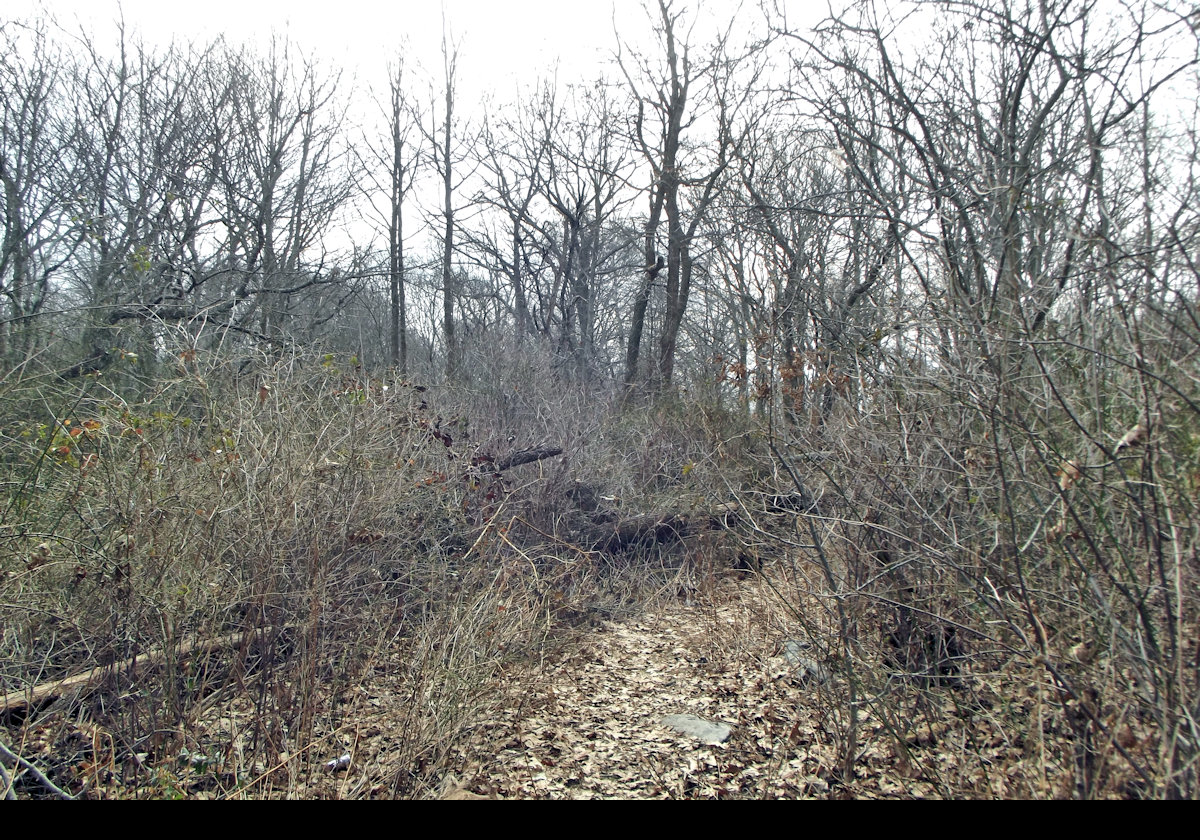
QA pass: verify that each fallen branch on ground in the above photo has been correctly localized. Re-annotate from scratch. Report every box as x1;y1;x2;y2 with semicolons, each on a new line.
0;739;78;799
0;625;287;715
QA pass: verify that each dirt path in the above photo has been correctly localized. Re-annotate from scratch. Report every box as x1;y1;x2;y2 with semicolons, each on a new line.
436;579;857;799
6;578;954;799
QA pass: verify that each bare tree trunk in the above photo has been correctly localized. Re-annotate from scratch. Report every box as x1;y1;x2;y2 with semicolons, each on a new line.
439;44;458;381
390;168;407;374
618;0;737;392
623;199;663;392
388;78;410;375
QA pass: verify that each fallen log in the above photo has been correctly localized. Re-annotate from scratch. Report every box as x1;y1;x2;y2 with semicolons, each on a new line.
591;512;693;553
496;446;563;471
588;503;743;554
470;445;564;473
584;492;816;555
1;625;286;716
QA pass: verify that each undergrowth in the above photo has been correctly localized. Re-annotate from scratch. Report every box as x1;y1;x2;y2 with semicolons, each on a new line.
2;335;1196;799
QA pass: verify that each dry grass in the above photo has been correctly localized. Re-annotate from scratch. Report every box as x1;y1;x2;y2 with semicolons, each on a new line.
2;327;1196;798
0;344;630;798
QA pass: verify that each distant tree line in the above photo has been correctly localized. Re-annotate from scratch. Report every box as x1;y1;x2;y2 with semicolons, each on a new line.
1;0;1196;414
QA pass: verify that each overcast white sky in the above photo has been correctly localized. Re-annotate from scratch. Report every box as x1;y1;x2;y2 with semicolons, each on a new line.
7;0;818;256
10;1;811;105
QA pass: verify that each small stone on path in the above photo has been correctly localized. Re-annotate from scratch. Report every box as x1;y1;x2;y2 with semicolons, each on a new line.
660;713;733;745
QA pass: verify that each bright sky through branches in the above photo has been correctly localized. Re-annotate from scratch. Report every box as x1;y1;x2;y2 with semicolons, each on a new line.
14;1;644;98
10;1;815;102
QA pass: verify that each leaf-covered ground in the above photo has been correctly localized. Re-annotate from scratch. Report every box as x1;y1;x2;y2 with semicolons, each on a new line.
427;576;962;799
8;573;1109;798
441;586;845;799
422;576;1098;799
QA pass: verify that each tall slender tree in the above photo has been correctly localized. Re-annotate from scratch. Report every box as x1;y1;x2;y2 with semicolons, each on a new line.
359;55;420;374
617;0;751;390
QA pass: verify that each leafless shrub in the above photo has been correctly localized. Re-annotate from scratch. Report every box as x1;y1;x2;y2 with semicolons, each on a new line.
0;341;591;797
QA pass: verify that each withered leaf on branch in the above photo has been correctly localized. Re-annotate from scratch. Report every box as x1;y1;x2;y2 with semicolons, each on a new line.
1057;460;1082;491
1115;423;1148;453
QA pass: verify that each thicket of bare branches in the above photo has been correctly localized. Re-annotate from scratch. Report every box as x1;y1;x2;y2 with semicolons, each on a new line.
2;0;1198;797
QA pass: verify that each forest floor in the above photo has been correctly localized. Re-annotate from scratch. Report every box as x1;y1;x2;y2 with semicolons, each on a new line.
438;576;858;799
304;574;974;800
6;571;1047;799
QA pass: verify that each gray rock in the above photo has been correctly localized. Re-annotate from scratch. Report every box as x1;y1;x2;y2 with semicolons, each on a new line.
661;713;733;745
779;640;831;684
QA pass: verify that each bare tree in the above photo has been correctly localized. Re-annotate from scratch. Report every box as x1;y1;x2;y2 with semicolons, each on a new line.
729;117;900;427
769;0;1200;795
359;54;421;374
466;83;552;344
541;80;638;381
463;78;637;380
617;0;753;391
0;20;80;364
420;26;469;381
65;25;228;379
207;37;352;344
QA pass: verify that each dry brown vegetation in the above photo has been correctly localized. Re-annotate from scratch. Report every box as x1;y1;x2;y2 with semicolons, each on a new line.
3;0;1199;799
0;346;595;798
0;342;759;797
2;313;1197;798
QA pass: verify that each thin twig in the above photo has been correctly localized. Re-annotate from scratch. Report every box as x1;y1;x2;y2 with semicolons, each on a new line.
0;755;16;800
0;740;77;800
